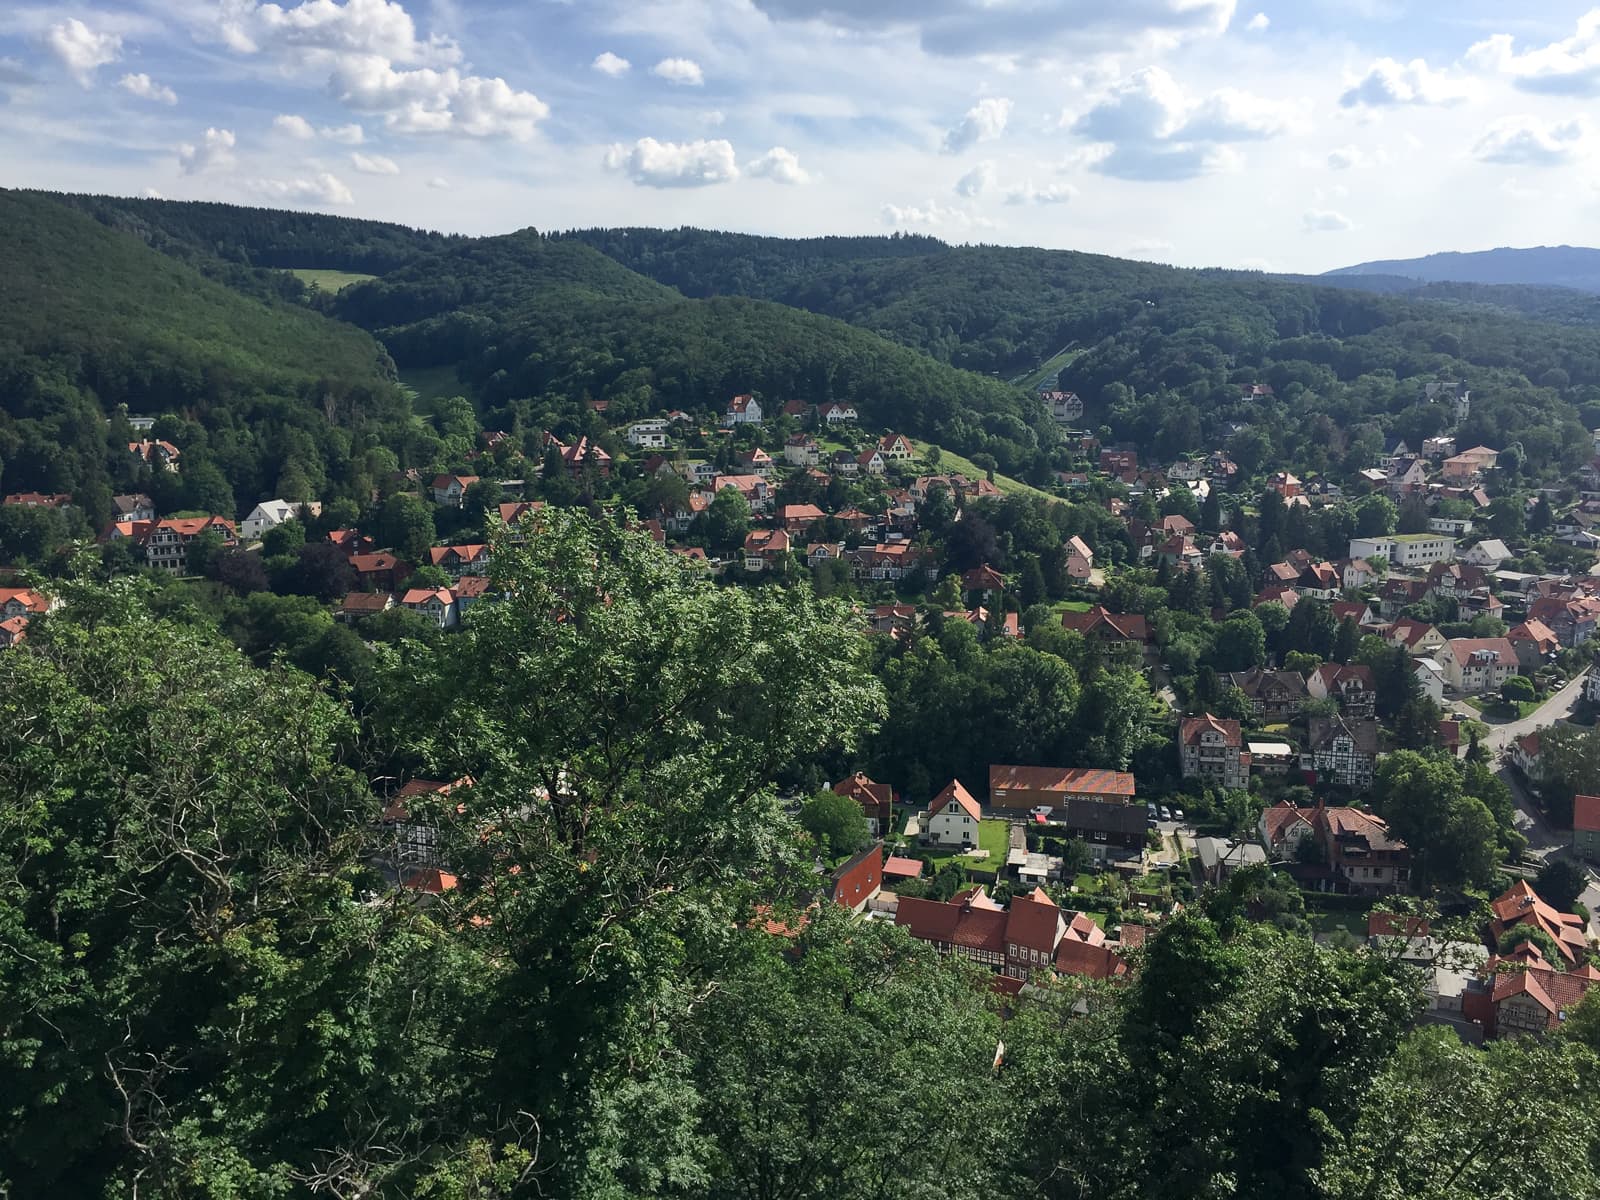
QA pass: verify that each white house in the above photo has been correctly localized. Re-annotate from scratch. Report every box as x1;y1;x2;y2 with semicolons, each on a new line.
1464;539;1512;569
627;421;670;449
1440;638;1518;694
401;587;459;629
241;498;319;541
1413;657;1446;703
1428;517;1473;537
1390;533;1455;567
1349;536;1394;562
819;402;858;426
924;779;981;848
723;394;763;426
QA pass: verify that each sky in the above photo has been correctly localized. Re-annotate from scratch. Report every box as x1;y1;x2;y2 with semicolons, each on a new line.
4;1;1600;272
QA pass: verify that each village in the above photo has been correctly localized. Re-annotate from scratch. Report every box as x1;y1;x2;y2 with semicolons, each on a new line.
7;379;1600;1043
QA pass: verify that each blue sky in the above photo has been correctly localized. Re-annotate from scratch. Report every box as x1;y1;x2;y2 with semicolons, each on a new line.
3;0;1599;272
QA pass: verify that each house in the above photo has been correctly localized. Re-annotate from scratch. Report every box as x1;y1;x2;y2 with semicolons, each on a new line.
452;574;492;613
1061;606;1151;655
1306;664;1377;718
737;447;774;477
856;448;887;476
1305;716;1380;789
1314;804;1410;895
1429;516;1474;538
882;855;924;885
1296;561;1342;600
1065;535;1094;581
3;491;71;508
1239;382;1274;400
1507;620;1560;672
723;393;763;426
1331;598;1375;627
1179;713;1249;789
339;591;395;621
138;516;237;573
0;615;29;647
819;402;858;426
1226;667;1308;721
742;528;793;571
834;772;895;836
1511;731;1544;781
1462;957;1600;1039
779;503;827;534
1463;538;1512;569
0;587;55;621
1389;533;1455;567
1042;390;1084;422
1442;445;1499;483
1528;593;1600;647
924;779;982;847
129;439;181;471
783;435;820;467
1413;656;1447;702
1246;740;1296;776
1440;638;1518;694
626;421;669;449
1385;618;1447;658
847;542;928;583
112;493;156;522
350;552;408;592
1269;471;1302;500
713;474;772;513
962;563;1005;599
1486;880;1589;967
1420;435;1456;459
1573;794;1600;861
897;884;1124;984
878;433;915;461
401;587;459;629
828;843;883;914
1340;559;1376;591
556;437;612;479
1193;836;1267;885
427;544;492;577
1099;449;1137;477
1259;801;1316;861
430;473;480;507
988;765;1140;858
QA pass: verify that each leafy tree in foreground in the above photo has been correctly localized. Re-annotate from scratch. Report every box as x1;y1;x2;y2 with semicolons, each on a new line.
798;788;870;858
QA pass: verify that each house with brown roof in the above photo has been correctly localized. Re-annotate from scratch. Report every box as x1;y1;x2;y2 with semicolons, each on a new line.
1507;619;1560;672
834;772;895;837
780;503;826;534
3;491;71;508
1440;637;1518;694
924;779;982;848
401;587;459;629
1575;794;1600;862
1305;663;1377;718
1179;714;1248;789
829;843;883;914
1314;804;1410;895
137;516;238;573
1061;605;1151;655
1305;715;1379;789
962;563;1005;599
1065;535;1094;581
742;528;792;571
350;552;408;592
896;884;1126;984
339;591;395;621
1487;880;1590;967
989;765;1141;859
1226;667;1308;721
428;543;491;577
1259;801;1316;861
129;439;181;472
1384;618;1447;658
1462;957;1600;1039
783;434;820;467
878;433;915;461
723;393;763;426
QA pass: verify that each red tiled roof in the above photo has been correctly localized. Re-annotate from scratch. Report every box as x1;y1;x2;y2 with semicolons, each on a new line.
1180;713;1241;748
1489;880;1587;965
1574;794;1600;834
883;855;924;879
1368;912;1431;938
896;891;1007;953
1053;938;1128;981
1005;887;1061;956
1260;801;1315;847
989;764;1136;798
1060;605;1149;642
931;778;981;821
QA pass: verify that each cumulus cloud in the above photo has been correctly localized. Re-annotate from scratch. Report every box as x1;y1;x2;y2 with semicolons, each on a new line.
880;199;993;231
1339;57;1467;108
1070;67;1287;181
177;127;236;175
218;1;546;139
351;150;400;174
46;18;122;86
1302;208;1353;232
426;175;449;188
749;0;1234;58
1246;12;1269;31
1005;180;1077;205
651;57;704;85
747;146;811;183
605;137;739;187
118;72;176;104
942;97;1011;153
954;160;996;197
1326;144;1365;170
592;51;630;76
1468;12;1600;97
322;122;365;143
247;173;355;205
274;113;317;139
1473;115;1591;166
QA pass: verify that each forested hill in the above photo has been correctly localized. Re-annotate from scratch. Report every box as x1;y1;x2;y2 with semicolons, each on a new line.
1327;245;1600;293
0;189;411;522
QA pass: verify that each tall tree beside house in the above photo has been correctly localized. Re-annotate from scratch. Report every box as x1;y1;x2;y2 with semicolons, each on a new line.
1532;723;1600;828
1373;751;1501;891
375;492;437;563
700;486;752;554
798;789;870;858
384;509;887;1197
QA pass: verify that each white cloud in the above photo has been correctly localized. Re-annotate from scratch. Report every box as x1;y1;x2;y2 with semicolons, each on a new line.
941;97;1011;154
1468;13;1600;97
880;199;993;231
1004;180;1076;205
1302;208;1353;232
592;51;630;77
605;137;739;187
46;18;122;86
747;146;811;184
1473;115;1591;167
701;110;726;126
274;113;317;139
1246;12;1269;32
177;127;236;175
1339;57;1468;108
117;73;176;104
1070;67;1286;181
954;160;995;197
330;56;548;138
246;173;355;205
452;75;551;137
426;175;449;189
322;122;365;143
351;150;400;174
651;57;704;86
221;0;461;66
750;0;1234;58
1326;144;1366;170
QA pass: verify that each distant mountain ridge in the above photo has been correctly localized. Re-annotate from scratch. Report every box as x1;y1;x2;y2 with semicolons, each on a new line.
1325;246;1600;293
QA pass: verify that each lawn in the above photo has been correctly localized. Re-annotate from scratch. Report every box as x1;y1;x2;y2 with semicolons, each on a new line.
400;365;475;421
1458;695;1542;721
925;449;1062;505
917;818;1012;870
285;267;378;293
1010;345;1082;393
1053;599;1093;614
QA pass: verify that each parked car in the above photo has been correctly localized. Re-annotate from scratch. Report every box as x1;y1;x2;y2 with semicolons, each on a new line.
1172;807;1185;822
1159;805;1172;821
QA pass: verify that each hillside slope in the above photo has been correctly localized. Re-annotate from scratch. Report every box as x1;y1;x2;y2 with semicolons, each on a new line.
1326;246;1600;293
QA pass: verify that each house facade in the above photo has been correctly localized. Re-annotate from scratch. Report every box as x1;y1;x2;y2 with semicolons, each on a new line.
1179;713;1248;789
1306;716;1379;789
924;779;982;847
